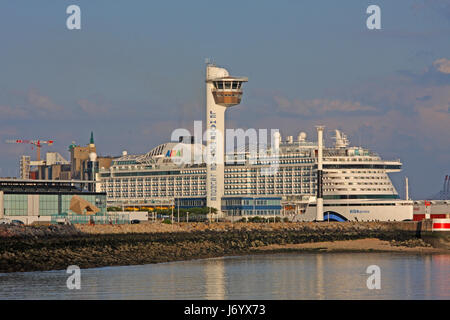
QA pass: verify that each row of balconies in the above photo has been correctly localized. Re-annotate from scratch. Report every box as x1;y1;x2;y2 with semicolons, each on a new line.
324;188;394;192
224;172;311;179
110;191;206;198
225;185;309;189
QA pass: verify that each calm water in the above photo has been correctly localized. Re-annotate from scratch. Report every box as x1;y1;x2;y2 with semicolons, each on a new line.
0;253;449;300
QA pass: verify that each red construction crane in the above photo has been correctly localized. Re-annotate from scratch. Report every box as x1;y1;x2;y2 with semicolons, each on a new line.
5;139;54;161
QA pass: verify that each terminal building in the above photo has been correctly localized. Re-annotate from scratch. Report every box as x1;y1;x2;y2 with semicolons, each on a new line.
0;179;108;224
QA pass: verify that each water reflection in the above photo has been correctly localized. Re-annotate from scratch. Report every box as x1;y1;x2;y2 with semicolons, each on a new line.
204;258;225;299
0;253;448;300
431;255;450;299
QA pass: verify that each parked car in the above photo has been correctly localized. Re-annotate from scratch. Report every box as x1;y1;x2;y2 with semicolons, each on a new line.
0;218;11;225
11;220;24;225
130;219;140;224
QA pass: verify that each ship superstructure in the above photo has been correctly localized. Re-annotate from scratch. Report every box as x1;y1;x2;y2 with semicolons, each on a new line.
99;128;412;221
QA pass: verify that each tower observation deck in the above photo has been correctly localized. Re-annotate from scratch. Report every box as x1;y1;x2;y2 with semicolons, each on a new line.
211;76;248;107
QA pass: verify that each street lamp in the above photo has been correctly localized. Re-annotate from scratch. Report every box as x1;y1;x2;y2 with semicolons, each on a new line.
171;198;174;224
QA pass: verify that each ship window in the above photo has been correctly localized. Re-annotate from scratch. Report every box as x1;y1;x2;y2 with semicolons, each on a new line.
225;82;231;89
232;82;238;89
217;82;224;89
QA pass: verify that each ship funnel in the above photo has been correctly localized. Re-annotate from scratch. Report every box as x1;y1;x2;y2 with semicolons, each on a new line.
273;131;281;153
334;130;349;148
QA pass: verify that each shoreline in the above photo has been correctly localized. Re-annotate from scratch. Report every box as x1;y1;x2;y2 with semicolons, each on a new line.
1;239;447;275
1;222;449;273
252;238;448;254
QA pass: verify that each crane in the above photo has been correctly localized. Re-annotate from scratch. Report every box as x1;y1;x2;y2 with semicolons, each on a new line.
5;139;54;161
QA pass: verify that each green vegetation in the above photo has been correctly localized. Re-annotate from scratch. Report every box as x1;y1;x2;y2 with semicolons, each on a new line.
151;207;216;217
107;206;217;216
237;216;283;223
107;207;122;212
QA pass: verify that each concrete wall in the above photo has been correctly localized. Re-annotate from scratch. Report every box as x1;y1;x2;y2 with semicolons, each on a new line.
6;215;52;224
128;211;148;221
109;211;149;222
27;194;39;216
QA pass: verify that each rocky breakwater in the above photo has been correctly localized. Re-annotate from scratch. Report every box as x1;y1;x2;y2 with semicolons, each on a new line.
0;222;431;273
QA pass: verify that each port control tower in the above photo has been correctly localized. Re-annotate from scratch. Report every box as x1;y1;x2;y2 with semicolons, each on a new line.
205;64;247;217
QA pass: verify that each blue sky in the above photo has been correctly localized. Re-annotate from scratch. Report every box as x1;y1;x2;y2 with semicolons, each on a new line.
0;0;449;198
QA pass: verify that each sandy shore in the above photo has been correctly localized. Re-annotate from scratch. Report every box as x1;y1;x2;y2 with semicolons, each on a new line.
254;238;448;254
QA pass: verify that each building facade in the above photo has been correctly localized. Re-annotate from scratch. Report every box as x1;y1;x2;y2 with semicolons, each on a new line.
0;179;107;224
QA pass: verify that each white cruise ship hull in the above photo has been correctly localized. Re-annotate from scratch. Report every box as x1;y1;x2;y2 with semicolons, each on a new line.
300;200;414;222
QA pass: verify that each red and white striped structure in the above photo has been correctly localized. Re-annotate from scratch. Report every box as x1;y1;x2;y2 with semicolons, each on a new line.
413;200;450;221
432;218;450;232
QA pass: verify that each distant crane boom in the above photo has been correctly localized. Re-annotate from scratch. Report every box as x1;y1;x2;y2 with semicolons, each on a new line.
5;139;54;161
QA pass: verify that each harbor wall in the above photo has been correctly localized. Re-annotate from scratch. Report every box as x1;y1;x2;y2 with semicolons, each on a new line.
0;221;444;273
419;219;450;249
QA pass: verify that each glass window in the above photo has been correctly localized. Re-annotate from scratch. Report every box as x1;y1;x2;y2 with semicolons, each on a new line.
39;194;59;216
4;194;28;216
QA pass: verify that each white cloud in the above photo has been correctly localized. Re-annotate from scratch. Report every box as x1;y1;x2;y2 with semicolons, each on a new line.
274;96;377;116
77;99;110;115
27;89;63;113
0;105;29;119
0;89;69;120
432;58;450;74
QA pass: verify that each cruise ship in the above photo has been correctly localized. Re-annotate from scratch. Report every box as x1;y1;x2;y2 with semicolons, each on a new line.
98;128;413;221
97;63;413;221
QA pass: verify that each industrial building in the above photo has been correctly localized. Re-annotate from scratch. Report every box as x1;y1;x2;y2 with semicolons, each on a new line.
68;132;115;180
0;179;110;225
20;152;71;180
16;132;114;182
